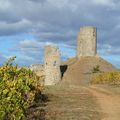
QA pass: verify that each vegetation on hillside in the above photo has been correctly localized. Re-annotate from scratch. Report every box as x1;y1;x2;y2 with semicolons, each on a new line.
0;56;44;120
91;71;120;86
91;65;101;73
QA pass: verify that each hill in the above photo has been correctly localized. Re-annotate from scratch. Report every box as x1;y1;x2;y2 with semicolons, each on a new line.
61;56;117;85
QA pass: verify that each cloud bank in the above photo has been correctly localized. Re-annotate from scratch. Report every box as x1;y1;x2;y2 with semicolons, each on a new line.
0;0;120;67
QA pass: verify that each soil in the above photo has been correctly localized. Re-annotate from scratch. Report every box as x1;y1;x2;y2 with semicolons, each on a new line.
88;85;120;120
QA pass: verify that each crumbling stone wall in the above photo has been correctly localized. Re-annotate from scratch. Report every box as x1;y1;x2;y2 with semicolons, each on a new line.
30;64;44;72
44;45;61;85
77;26;97;57
29;64;44;77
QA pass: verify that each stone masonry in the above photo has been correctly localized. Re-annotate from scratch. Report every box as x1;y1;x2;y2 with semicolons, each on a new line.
29;64;44;77
77;26;97;57
44;45;61;85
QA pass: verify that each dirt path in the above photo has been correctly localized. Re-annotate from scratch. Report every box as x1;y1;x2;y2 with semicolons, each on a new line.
88;86;120;120
27;85;120;120
27;85;102;120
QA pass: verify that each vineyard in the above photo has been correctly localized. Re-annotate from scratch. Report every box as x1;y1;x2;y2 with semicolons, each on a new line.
91;71;120;86
0;57;44;120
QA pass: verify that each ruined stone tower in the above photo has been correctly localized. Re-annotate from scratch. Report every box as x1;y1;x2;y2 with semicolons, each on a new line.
77;26;97;57
44;45;61;85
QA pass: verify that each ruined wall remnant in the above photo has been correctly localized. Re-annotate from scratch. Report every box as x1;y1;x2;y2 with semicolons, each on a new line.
77;26;97;57
30;64;44;72
29;64;45;77
44;45;61;85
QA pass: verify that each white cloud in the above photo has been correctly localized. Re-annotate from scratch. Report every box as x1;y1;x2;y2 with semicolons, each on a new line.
0;19;32;35
92;0;115;7
47;0;69;8
1;0;120;66
19;39;56;49
0;0;12;11
19;39;42;47
0;19;31;28
98;43;120;56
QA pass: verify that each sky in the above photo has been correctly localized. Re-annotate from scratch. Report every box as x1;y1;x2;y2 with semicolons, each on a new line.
1;0;120;68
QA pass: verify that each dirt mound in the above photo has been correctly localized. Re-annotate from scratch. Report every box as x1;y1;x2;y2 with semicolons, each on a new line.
61;56;117;85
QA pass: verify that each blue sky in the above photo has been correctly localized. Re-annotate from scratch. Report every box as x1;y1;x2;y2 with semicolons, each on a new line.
1;0;120;68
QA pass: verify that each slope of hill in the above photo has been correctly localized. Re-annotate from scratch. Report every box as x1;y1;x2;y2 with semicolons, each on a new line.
61;56;117;85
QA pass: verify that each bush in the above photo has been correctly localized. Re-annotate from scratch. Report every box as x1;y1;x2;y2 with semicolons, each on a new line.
91;65;101;73
91;71;120;86
0;56;43;120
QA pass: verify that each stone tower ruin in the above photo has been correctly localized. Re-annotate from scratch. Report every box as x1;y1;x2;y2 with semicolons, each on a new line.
44;45;61;85
77;26;97;57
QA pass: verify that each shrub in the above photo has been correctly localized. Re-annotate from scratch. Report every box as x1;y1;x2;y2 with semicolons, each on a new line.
0;56;43;120
91;65;101;73
91;71;120;86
